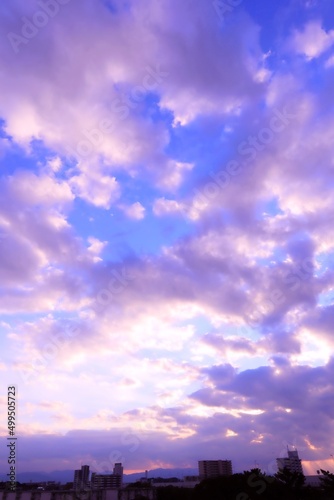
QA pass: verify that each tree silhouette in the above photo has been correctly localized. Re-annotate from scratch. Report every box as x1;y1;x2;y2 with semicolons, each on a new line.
318;469;334;497
275;467;305;488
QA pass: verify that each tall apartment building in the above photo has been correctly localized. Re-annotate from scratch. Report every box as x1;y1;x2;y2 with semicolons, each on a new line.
74;465;90;490
113;462;124;484
198;460;233;479
276;449;304;475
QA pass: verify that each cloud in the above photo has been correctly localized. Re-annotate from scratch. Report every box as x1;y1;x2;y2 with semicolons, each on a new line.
289;20;334;60
153;198;186;218
119;202;145;220
0;0;267;194
69;164;121;209
303;304;334;344
196;358;334;418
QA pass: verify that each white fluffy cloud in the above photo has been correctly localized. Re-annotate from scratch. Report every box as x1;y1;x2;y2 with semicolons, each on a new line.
289;20;334;59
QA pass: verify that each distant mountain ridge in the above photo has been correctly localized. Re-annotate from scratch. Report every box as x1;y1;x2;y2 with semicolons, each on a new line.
0;468;198;484
125;468;198;482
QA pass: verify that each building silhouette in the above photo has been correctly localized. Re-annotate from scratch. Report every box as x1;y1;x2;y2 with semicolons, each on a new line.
73;465;90;490
113;462;124;485
198;460;233;479
91;462;123;489
276;449;304;475
91;473;122;489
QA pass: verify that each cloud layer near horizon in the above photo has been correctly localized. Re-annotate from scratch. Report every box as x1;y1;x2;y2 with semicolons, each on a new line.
1;0;334;476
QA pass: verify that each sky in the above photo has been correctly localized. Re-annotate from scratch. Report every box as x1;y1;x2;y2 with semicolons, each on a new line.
1;0;334;478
